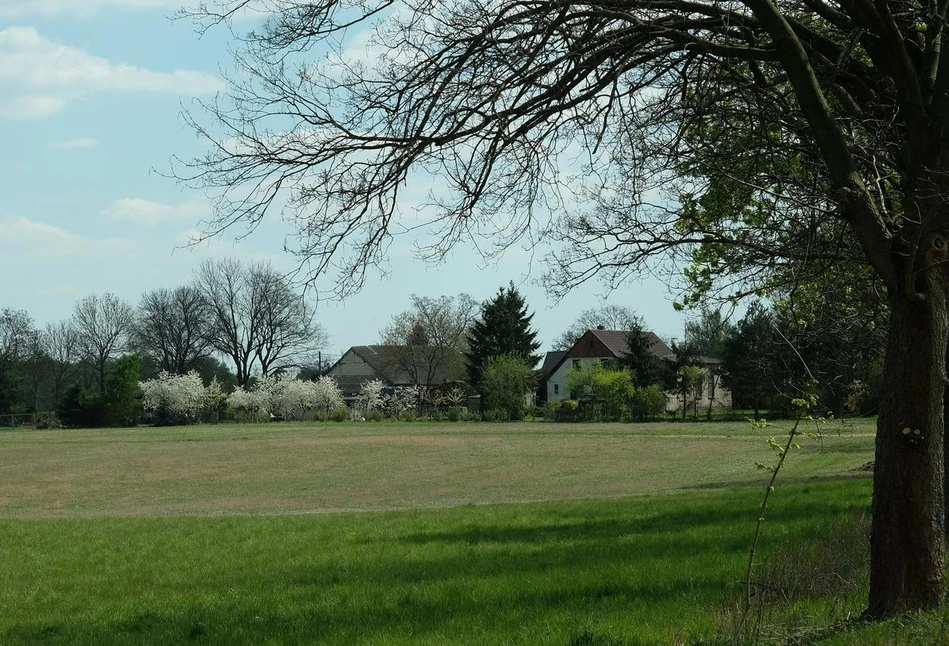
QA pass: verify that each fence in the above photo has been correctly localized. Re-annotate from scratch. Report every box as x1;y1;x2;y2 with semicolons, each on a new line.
0;412;58;430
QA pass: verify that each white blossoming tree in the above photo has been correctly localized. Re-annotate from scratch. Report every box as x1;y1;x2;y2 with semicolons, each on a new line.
312;376;345;415
357;379;384;419
226;374;346;422
384;386;419;419
140;371;214;425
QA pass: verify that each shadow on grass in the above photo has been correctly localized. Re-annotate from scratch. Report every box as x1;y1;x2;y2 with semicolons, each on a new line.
0;478;873;646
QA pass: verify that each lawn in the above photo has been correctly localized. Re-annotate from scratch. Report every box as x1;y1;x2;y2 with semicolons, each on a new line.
0;419;880;644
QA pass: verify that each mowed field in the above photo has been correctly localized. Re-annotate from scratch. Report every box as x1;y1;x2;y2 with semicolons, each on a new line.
0;419;884;644
0;419;874;517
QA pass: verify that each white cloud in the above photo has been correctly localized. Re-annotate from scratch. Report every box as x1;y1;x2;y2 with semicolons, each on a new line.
48;138;99;150
0;27;224;120
0;216;134;257
103;198;209;227
0;94;65;120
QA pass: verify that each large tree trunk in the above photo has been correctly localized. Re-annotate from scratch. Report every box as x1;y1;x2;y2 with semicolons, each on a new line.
945;367;949;539
867;294;948;617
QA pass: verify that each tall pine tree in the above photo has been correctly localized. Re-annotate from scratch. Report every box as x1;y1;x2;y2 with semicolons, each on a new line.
465;283;541;386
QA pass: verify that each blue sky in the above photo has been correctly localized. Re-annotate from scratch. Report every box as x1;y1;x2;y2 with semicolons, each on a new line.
0;1;691;360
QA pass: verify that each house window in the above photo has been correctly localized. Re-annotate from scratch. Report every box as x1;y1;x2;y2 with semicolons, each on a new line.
707;375;715;398
572;359;581;369
554;384;559;394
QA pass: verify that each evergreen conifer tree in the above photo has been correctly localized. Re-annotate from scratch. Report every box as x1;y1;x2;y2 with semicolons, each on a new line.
465;283;541;386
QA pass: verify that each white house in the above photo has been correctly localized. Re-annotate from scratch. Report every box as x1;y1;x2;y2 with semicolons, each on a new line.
544;326;732;413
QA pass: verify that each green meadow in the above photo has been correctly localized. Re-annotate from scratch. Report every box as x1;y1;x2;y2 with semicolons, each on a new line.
0;419;911;645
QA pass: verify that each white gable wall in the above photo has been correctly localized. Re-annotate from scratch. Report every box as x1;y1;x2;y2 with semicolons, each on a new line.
547;357;603;402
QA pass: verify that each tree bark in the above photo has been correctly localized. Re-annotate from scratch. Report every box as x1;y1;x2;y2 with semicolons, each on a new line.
944;373;949;538
867;293;948;617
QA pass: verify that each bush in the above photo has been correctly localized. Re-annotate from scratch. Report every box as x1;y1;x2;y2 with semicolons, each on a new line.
566;360;633;421
481;408;510;422
400;409;418;422
330;407;350;422
58;384;99;428
366;409;385;422
446;406;469;422
478;355;535;421
554;399;579;422
629;384;667;421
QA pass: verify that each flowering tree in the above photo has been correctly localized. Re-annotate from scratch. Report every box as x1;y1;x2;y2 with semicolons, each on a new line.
357;379;384;418
312;376;345;414
384;386;419;419
226;385;266;421
227;374;345;421
141;371;210;424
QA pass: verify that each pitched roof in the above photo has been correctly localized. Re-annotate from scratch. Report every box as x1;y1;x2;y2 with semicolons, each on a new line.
587;328;675;360
545;328;674;377
541;350;567;375
327;344;465;394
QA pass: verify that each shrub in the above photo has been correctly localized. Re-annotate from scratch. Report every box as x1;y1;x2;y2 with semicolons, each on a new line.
478;355;535;421
446;406;469;422
330;407;350;422
366;409;385;422
629;384;667;421
481;408;509;422
554;399;579;422
566;360;633;421
58;384;98;428
400;409;418;422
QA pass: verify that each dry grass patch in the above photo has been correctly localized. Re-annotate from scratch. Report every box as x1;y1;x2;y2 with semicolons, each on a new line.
0;419;875;518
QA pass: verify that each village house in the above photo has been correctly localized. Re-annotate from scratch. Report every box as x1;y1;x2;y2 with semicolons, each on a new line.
543;326;732;413
325;345;465;402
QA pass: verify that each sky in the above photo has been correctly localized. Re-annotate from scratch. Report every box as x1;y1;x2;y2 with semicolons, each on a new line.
0;1;692;362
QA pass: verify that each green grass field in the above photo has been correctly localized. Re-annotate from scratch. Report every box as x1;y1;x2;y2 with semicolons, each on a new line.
0;418;903;644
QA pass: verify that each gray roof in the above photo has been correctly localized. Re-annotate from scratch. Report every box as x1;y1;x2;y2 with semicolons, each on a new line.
328;344;465;394
587;328;675;360
541;350;567;375
545;328;675;378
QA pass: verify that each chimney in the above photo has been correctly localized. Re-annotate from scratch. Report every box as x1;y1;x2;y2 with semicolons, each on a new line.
596;325;605;330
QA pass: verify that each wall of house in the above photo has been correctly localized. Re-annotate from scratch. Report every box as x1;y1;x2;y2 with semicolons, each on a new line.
325;350;377;398
547;356;602;402
547;357;734;415
664;373;733;415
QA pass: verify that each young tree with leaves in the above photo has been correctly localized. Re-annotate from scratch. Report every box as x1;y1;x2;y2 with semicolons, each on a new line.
478;354;536;420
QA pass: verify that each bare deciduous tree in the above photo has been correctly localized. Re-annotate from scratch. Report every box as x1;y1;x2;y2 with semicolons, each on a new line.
136;286;214;375
380;293;477;387
177;0;949;616
72;294;135;396
552;305;643;351
194;258;326;386
42;320;78;408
